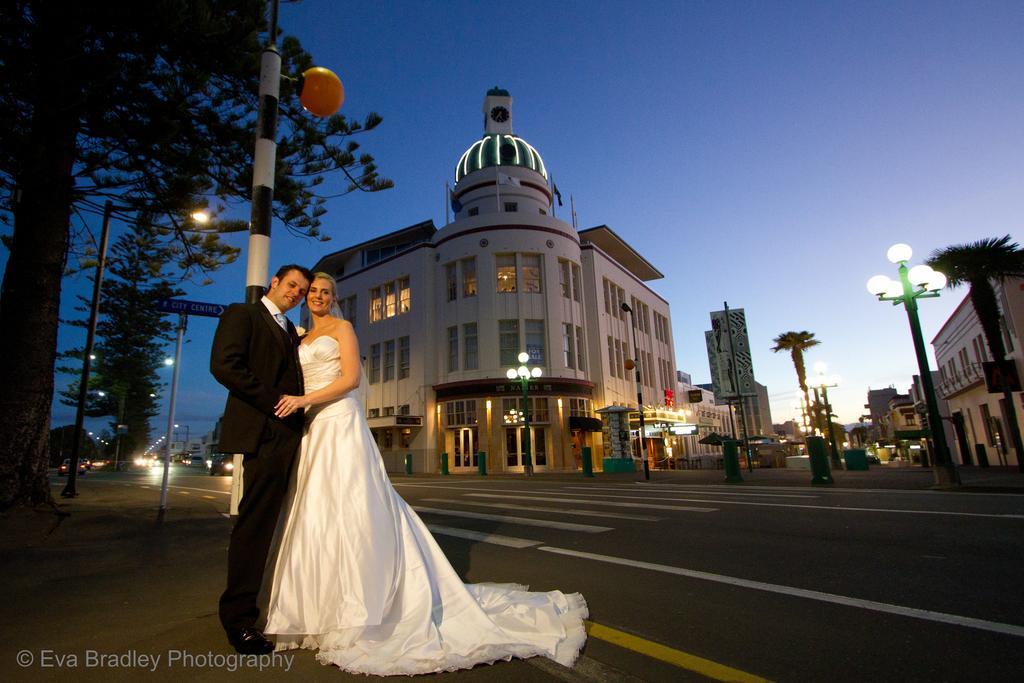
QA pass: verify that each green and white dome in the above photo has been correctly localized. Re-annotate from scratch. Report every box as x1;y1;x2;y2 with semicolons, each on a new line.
454;134;548;183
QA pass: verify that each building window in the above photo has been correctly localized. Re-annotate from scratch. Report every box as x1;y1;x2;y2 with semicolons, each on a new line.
615;340;624;380
342;295;357;327
383;339;395;381
398;336;410;379
446;400;478;427
571;264;582;302
461;257;477;297
367;407;380;418
563;323;576;369
447;326;459;372
617;285;627;319
576;326;586;373
370;287;382;323
382;429;393;448
569;398;591;417
400;428;413;448
383;405;395;417
603;279;611;314
496;254;517;292
502;397;549;423
464;323;478;370
499;319;519;367
504;202;518;212
384;281;396;318
521;254;542;293
468;207;479;216
642;303;651;334
369;343;380;384
559;260;571;298
607;336;617;378
445;263;457;301
399;404;410;415
398;277;411;313
525;319;545;364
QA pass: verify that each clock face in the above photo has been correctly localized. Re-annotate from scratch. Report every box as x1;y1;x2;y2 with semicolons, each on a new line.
490;106;509;123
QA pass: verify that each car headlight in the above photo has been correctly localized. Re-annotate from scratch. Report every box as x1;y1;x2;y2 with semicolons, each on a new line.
224;463;234;471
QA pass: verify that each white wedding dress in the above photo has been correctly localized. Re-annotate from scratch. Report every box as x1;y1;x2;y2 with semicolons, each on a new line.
262;335;588;675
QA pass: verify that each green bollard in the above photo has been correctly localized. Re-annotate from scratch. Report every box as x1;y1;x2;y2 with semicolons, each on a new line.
405;453;413;475
807;436;834;485
440;452;449;475
477;451;487;476
723;440;743;483
581;447;594;478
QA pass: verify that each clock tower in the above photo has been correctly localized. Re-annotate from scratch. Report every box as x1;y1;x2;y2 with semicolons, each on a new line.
482;86;513;136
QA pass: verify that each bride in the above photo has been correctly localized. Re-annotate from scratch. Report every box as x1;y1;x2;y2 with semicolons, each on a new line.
261;272;588;675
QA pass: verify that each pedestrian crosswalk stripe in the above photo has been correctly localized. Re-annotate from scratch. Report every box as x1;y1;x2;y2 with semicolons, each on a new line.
422;498;662;522
563;485;816;499
413;506;612;533
466;493;717;513
425;524;542;548
585;620;771;682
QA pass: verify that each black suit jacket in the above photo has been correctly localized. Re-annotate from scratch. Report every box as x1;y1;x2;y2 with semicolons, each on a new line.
210;302;304;453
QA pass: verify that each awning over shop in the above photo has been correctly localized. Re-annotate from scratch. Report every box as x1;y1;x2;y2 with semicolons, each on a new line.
569;416;603;432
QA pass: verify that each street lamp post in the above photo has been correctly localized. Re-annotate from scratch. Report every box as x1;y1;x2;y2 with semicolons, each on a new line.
62;200;114;499
867;243;959;486
812;362;842;469
506;352;542;476
620;302;651;481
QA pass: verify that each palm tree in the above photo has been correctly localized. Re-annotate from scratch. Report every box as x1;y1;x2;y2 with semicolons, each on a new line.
928;235;1024;471
771;331;821;434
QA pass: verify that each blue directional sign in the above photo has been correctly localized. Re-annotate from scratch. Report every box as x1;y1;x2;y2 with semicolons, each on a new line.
155;298;226;318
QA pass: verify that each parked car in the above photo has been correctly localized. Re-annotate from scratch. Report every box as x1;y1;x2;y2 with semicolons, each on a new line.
208;455;234;476
58;459;87;476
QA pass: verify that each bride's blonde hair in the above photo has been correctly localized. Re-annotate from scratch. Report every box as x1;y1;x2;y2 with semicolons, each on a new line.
312;272;343;319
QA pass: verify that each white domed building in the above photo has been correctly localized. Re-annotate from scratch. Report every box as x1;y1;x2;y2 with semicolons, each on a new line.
311;88;683;473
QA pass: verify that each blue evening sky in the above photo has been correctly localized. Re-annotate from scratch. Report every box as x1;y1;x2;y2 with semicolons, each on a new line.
34;0;1024;441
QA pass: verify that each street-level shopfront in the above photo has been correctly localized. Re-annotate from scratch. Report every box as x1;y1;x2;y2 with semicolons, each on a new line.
433;378;601;473
627;407;699;469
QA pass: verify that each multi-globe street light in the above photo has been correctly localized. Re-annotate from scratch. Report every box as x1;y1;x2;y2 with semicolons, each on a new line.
506;352;542;476
867;243;959;486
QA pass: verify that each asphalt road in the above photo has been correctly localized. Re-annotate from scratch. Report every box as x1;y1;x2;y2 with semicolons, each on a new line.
12;466;1024;682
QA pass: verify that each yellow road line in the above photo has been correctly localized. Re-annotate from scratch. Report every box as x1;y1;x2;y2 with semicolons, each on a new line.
203;495;216;500
585;621;770;683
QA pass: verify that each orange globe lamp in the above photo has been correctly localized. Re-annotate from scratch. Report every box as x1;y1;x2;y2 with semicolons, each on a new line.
624;358;635;371
299;67;344;117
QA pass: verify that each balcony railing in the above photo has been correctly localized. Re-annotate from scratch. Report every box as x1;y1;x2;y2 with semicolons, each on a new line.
936;361;985;399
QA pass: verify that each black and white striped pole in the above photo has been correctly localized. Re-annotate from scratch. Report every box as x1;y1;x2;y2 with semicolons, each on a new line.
245;0;282;304
245;0;344;304
621;301;651;481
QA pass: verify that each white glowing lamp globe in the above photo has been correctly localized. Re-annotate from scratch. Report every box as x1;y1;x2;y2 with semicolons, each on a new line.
506;368;518;380
908;264;935;287
517;365;529;378
517;352;530;363
866;275;891;295
531;367;543;378
925;269;947;291
887;243;913;263
883;279;904;298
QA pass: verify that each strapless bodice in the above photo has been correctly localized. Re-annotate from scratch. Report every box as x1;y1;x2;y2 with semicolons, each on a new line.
298;335;342;392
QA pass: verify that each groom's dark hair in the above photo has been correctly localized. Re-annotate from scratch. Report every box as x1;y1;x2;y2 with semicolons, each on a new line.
274;264;314;284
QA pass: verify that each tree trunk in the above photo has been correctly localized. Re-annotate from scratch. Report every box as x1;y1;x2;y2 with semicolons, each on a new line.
0;8;81;509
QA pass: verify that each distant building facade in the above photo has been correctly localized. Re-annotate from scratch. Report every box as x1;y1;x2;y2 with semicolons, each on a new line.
932;279;1024;467
307;89;684;473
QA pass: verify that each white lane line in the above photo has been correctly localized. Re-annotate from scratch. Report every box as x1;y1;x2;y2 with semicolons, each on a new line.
425;525;542;548
421;498;663;522
537;546;1024;639
412;506;612;533
658;483;1024;498
467;491;1024;519
467;493;717;513
562;485;817;499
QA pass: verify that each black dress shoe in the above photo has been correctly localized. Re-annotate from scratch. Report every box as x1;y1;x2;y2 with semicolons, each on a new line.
227;626;275;655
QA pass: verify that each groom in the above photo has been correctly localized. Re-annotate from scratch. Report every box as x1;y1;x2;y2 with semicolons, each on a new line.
210;264;312;654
